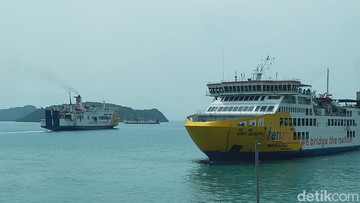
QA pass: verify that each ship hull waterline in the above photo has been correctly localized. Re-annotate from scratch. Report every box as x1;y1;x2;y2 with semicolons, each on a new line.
41;125;117;131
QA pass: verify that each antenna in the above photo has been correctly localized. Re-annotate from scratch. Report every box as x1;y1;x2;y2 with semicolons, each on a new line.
69;92;72;105
326;68;329;93
222;51;225;81
235;71;238;81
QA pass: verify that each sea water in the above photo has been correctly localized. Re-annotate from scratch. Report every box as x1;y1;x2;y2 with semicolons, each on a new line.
0;121;359;202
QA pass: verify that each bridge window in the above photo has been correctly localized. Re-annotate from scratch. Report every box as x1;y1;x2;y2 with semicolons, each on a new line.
260;106;267;112
267;106;275;112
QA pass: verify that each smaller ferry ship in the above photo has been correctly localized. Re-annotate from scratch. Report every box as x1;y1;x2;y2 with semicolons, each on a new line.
41;95;119;131
185;56;360;160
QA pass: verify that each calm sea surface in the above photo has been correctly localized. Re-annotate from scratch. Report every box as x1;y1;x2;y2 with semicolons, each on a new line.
0;121;359;202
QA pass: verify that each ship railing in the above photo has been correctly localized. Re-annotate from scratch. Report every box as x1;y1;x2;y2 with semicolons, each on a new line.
207;78;301;84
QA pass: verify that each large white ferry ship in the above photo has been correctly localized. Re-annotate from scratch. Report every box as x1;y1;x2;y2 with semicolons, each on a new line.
41;95;119;131
185;57;360;160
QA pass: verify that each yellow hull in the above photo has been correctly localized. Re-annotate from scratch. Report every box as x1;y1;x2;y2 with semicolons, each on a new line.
185;113;303;160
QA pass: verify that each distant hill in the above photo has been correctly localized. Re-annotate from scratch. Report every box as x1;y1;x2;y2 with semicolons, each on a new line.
2;103;169;123
16;108;45;122
0;105;37;121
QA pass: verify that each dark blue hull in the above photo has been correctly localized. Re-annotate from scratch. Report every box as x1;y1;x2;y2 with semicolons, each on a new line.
204;145;360;161
41;125;116;131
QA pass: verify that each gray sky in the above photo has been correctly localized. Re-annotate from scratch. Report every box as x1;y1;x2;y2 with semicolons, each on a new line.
1;0;360;121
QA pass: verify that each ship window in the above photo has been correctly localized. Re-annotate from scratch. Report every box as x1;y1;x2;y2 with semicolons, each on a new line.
310;119;313;126
284;118;288;126
239;96;245;101
218;107;224;111
298;132;301;140
306;132;309;140
260;106;267;112
275;85;278;91
229;97;235;101
244;96;249;101
243;106;249;111
224;97;230;101
249;96;255;101
227;106;234;111
233;106;239;111
289;118;293;126
306;119;309;126
248;106;255;111
302;118;305;126
238;106;244;111
234;96;240;101
260;96;265;101
268;96;281;100
257;85;261;91
244;86;249;92
267;106;275;112
207;107;212;112
94;117;97;121
293;118;297;126
229;86;233;92
302;132;305;140
223;106;229;111
255;106;261;111
240;86;244;92
298;118;301;126
254;96;260;101
224;86;229;92
280;118;283;126
293;132;297;140
237;86;240;92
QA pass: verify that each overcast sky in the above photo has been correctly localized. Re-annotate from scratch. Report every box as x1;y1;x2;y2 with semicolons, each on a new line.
1;0;360;121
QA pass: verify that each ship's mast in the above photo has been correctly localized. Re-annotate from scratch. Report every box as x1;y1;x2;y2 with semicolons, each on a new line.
253;55;275;80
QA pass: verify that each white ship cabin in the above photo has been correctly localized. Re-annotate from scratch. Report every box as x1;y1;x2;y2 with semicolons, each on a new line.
196;79;317;120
